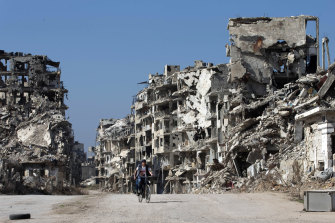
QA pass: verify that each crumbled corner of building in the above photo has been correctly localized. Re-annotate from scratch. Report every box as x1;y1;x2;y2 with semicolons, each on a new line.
0;50;86;194
90;15;335;195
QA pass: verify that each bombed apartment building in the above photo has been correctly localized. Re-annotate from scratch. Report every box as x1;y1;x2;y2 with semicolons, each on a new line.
0;50;85;194
94;116;135;192
93;15;335;194
93;62;229;193
205;15;335;193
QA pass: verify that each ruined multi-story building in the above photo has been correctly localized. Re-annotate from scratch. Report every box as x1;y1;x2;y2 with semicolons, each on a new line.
94;116;135;192
0;50;85;194
93;15;335;194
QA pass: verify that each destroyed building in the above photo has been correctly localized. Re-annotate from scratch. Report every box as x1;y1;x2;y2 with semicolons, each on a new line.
93;15;335;194
81;147;96;182
93;116;135;191
0;50;85;194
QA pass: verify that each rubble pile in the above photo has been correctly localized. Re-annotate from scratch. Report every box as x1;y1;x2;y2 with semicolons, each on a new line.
92;16;335;195
0;50;85;194
199;168;236;193
197;64;335;193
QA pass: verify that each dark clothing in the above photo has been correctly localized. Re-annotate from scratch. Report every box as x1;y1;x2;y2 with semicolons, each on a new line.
135;164;151;177
136;176;146;191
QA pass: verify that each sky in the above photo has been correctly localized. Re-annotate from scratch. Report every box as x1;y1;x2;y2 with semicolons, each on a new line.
1;0;334;153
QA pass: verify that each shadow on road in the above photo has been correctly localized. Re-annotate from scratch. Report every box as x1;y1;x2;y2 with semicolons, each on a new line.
149;201;184;204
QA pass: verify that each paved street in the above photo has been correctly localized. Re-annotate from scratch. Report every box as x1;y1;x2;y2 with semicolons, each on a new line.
0;192;334;223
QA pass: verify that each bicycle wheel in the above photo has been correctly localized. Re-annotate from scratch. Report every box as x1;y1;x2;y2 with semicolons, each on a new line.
145;184;151;203
137;194;143;203
138;191;143;203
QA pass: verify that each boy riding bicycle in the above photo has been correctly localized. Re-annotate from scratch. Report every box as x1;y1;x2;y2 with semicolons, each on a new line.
134;159;153;195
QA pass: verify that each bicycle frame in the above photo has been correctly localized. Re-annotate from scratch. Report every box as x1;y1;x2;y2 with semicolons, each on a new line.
138;176;151;203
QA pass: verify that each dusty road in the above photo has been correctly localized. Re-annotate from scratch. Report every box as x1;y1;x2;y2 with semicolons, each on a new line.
0;192;334;223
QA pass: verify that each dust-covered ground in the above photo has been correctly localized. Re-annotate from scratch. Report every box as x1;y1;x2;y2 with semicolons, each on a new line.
0;191;334;223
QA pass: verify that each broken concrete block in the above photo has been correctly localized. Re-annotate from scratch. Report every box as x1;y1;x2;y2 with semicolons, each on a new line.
318;73;335;98
229;61;246;81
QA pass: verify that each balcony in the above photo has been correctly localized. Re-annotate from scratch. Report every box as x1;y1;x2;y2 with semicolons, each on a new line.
152;96;171;106
134;100;148;110
154;78;173;89
140;113;152;120
154;111;170;118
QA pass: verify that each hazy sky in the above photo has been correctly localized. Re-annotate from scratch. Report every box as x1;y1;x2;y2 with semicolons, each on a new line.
1;0;334;152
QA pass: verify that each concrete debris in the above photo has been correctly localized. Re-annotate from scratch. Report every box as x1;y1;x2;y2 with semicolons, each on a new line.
316;168;333;181
92;15;335;195
0;50;85;194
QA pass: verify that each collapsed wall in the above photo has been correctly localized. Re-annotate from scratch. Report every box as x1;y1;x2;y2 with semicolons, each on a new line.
0;50;85;194
92;15;335;194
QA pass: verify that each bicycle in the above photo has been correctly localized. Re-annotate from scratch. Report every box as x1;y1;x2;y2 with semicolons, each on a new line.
137;176;151;203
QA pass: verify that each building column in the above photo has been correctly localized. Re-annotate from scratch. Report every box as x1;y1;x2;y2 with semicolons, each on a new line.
294;120;303;142
318;122;335;169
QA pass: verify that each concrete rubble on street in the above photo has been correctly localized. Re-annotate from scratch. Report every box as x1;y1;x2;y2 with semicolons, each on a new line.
0;50;85;194
89;15;335;195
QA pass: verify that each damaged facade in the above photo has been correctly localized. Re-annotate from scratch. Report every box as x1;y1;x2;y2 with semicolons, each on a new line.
0;50;85;194
94;116;135;192
93;15;335;193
